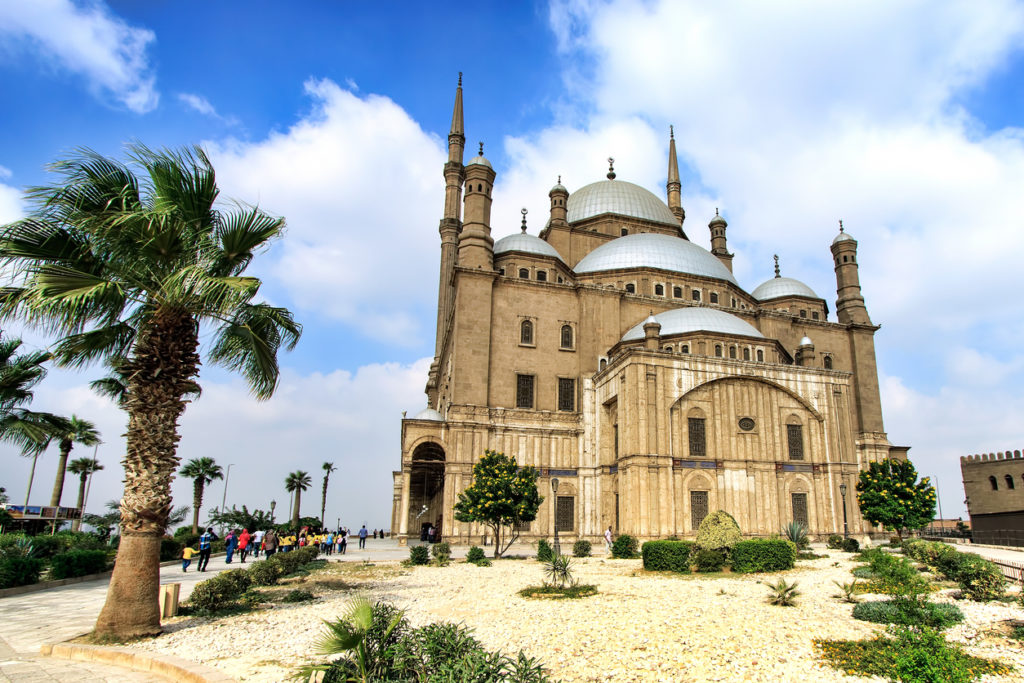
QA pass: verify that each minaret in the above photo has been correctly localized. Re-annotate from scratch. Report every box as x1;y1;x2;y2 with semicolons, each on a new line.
427;74;465;403
666;126;685;225
548;175;568;227
830;221;870;325
458;142;496;269
709;209;733;272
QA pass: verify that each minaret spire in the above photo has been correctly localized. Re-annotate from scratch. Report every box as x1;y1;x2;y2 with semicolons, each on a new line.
666;125;685;225
450;72;464;140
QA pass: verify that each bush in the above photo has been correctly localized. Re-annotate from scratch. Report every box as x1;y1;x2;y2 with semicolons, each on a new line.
0;556;44;588
536;539;554;562
695;510;742;553
611;534;639;559
49;549;108;579
840;537;860;553
766;578;800;606
572;540;591;558
24;535;63;559
731;539;795;573
693;548;727;573
282;588;315;603
247;559;283;586
409;545;430;565
642;540;694;572
187;569;252;611
474;559;492;567
953;556;1004;601
431;542;451;565
466;546;485;564
783;521;809;550
826;534;844;550
852;600;964;629
160;537;184;562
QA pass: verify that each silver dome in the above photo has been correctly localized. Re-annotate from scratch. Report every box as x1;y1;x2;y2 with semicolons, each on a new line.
566;179;679;226
494;233;565;262
412;407;444;421
466;155;492;169
574;233;739;285
621;307;764;342
751;276;819;301
799;336;813;346
832;230;855;245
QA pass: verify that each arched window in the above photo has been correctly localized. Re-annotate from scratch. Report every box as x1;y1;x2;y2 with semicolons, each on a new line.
560;324;573;349
710;292;719;304
824;356;833;370
799;309;807;318
743;347;750;361
673;286;682;298
729;346;737;359
625;283;635;293
520;320;533;345
756;349;764;362
1006;474;1016;490
681;344;689;354
518;268;529;279
599;358;607;371
536;271;547;282
989;476;998;490
692;290;701;302
621;228;628;236
714;344;722;357
655;284;664;296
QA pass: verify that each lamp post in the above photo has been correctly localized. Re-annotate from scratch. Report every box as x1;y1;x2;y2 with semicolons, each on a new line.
270;499;276;523
839;482;849;538
219;463;234;535
551;477;560;557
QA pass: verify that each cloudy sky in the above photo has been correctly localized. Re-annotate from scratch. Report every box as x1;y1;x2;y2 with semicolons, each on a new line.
2;0;1023;527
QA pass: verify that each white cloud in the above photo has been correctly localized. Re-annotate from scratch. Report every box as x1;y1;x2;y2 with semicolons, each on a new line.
207;78;446;343
0;0;158;113
0;171;22;225
178;92;216;117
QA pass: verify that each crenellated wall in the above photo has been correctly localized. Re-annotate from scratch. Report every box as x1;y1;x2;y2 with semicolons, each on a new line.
961;449;1024;518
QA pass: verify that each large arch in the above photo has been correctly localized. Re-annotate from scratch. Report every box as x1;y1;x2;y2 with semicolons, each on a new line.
408;441;445;542
677;375;825;422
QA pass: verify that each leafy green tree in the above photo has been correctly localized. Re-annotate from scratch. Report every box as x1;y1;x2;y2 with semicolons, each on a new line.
0;336;61;453
856;459;936;540
206;504;274;532
0;144;300;638
321;461;336;527
67;456;103;531
453;450;542;558
48;415;101;507
179;458;223;535
285;470;312;530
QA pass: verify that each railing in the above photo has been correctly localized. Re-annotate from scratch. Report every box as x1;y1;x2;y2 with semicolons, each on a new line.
989;559;1024;582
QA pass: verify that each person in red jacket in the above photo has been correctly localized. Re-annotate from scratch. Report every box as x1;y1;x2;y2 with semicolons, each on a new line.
238;528;251;563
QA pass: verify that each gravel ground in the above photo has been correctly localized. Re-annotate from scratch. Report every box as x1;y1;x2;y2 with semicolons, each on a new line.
130;551;1024;682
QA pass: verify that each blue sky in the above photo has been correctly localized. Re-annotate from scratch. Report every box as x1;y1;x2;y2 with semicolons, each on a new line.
2;0;1024;529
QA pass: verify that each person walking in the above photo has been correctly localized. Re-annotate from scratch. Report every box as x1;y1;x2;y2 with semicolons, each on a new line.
238;528;251;563
339;528;348;554
182;545;196;572
358;525;368;549
224;529;238;563
605;525;614;553
197;527;214;571
252;528;264;559
263;528;279;558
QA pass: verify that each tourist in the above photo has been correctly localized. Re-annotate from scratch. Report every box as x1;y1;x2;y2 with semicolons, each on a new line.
181;544;196;572
224;529;238;563
263;528;278;558
358;525;368;549
339;528;348;554
197;527;214;572
324;530;334;555
605;526;613;553
251;528;264;559
427;524;435;543
238;528;251;563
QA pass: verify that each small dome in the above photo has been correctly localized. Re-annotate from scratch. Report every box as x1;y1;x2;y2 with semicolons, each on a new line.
575;233;739;285
832;231;854;245
566;179;679;226
494;233;565;262
466;154;492;169
621;308;764;342
799;336;813;347
751;276;819;301
549;181;567;194
412;407;444;421
709;211;727;227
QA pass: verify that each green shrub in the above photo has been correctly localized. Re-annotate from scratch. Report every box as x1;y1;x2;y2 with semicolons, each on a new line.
173;526;194;538
572;540;591;558
693;548;727;573
217;568;253;595
282;588;315;603
954;556;1004;601
731;539;795;573
852;565;877;579
783;521;809;550
160;537;184;562
642;540;693;572
0;556;44;588
826;534;844;549
852;600;964;629
431;542;451;565
766;578;800;606
247;559;283;586
466;546;485;564
611;534;639;559
536;539;554;562
187;569;252;611
695;510;742;553
53;531;106;552
49;549;108;579
409;545;430;565
24;535;63;559
840;537;860;553
474;559;492;567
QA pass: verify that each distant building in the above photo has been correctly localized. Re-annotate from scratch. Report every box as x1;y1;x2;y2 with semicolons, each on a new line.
961;450;1024;546
392;77;910;545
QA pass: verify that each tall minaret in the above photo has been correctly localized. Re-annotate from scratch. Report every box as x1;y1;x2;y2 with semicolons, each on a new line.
666;126;685;226
427;74;465;402
458;142;496;269
831;221;871;325
708;209;733;272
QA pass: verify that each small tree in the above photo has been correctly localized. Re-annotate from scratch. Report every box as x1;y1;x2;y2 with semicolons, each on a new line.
856;459;935;540
453;450;542;558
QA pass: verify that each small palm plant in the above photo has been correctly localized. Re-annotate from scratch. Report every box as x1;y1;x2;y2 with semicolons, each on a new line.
301;596;404;683
544;553;575;589
832;579;860;604
767;578;800;606
783;521;809;550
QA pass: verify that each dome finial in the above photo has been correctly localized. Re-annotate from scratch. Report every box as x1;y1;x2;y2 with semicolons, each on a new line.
839;219;844;233
478;142;484;156
520;207;528;233
557;174;561;184
607;157;616;180
670;125;674;140
774;254;780;278
715;207;719;216
458;72;462;87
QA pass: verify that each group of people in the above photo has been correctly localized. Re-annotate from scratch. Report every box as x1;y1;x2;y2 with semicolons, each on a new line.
181;524;383;572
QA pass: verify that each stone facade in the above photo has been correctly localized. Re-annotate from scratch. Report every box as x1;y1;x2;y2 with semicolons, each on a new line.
392;78;907;545
961;450;1024;546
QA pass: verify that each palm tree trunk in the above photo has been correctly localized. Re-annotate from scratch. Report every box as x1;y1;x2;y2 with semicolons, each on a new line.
292;488;301;529
24;452;39;508
72;472;88;532
191;479;203;535
321;475;329;527
94;310;200;639
50;440;72;507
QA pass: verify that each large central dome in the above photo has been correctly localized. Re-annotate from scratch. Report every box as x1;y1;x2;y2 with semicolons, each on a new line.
566;179;679;226
574;233;739;285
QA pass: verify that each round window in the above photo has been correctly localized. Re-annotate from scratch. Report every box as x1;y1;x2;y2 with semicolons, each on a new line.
738;417;755;431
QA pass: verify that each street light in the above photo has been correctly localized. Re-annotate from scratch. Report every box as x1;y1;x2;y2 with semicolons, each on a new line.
551;477;560;557
219;463;234;535
839;482;849;538
270;499;276;522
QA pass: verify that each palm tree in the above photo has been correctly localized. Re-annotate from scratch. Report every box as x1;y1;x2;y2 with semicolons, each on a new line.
49;415;101;507
285;470;312;530
179;458;223;535
320;461;336;527
68;457;103;531
0;336;63;455
0;145;300;638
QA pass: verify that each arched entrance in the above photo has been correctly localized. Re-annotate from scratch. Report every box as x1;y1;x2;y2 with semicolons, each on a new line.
408;442;445;542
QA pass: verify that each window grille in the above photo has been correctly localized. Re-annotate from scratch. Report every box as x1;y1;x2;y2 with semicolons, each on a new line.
520;320;533;345
681;344;689;354
655;284;664;296
673;286;682;298
692;290;701;301
560;324;573;349
558;378;575;412
757;349;764;362
791;493;808;526
516;374;534;409
787;424;804;460
519;268;529;279
625;283;635;293
710;292;719;304
714;345;722;357
537;271;547;282
824;356;833;369
743;347;750;361
729;346;737;359
556;496;575;532
688;417;706;456
690;490;709;530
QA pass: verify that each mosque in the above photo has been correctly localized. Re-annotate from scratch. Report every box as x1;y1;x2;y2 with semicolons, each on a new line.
391;77;907;545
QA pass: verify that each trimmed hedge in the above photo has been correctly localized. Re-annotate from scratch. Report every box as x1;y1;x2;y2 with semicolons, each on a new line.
248;559;283;586
0;556;44;588
611;534;639;559
693;548;727;573
187;568;252;611
49;549;108;579
730;539;795;573
641;540;694;573
573;540;592;558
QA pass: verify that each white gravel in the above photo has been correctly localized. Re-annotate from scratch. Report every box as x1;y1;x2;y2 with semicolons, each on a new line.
130;552;1024;682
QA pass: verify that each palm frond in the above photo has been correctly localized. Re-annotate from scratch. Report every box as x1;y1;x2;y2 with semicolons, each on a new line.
212;204;285;275
51;322;135;369
209;303;301;399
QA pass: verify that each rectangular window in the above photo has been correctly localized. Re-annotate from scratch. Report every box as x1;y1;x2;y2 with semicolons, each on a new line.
558;378;575;411
787;424;804;460
614;424;619;459
516;374;534;409
791;492;808;526
556;496;575;532
688;417;706;456
690;490;709;530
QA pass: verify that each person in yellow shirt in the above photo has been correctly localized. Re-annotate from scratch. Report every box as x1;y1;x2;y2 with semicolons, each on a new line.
182;545;197;572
